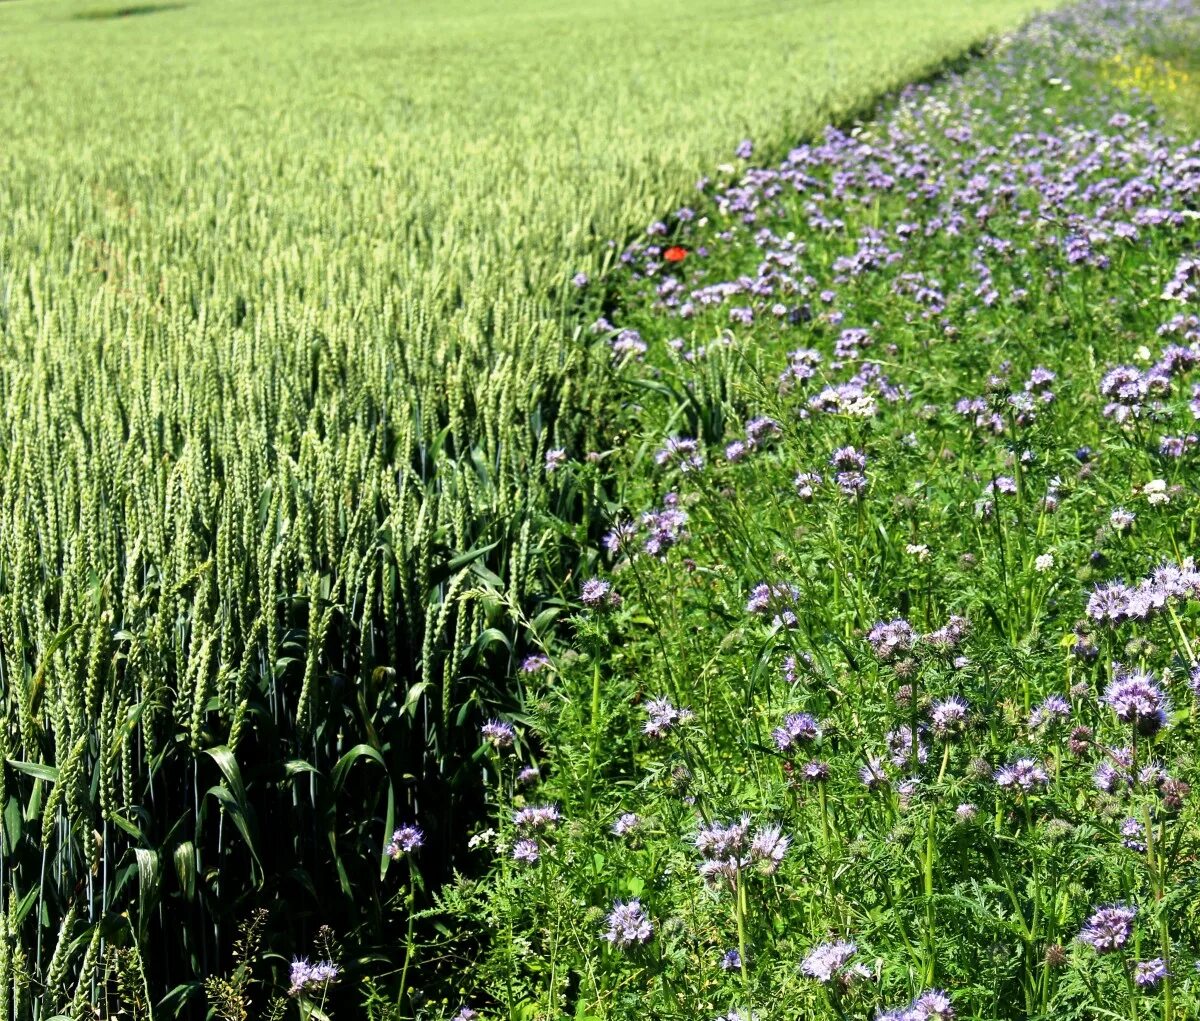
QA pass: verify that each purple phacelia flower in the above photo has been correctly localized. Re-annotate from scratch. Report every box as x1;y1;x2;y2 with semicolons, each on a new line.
581;578;621;609
1135;958;1169;988
994;758;1049;792
801;941;869;984
655;436;704;473
482;719;516;748
386;825;424;860
521;653;550;674
512;838;540;864
930;696;969;738
1078;903;1136;953
289;958;340;997
772;713;820;753
1103;667;1170;736
1029;695;1071;730
513;804;561;831
867;619;916;661
643;697;694;738
603;898;652;947
612;813;641;837
544;448;567;474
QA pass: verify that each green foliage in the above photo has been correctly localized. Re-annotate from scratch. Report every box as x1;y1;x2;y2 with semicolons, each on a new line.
0;0;1057;1010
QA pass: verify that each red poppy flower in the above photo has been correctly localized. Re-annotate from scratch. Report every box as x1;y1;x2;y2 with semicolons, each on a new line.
664;246;688;263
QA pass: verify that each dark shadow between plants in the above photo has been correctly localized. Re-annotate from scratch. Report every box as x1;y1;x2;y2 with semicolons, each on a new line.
72;3;187;20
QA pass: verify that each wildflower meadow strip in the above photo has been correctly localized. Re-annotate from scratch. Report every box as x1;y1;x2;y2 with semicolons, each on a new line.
442;2;1200;1019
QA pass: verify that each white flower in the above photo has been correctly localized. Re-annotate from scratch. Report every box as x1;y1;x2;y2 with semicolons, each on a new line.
468;828;496;850
1135;345;1153;362
1034;553;1054;573
1143;479;1170;505
906;544;931;561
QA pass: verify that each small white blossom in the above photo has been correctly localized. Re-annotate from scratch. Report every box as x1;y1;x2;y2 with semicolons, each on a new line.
1143;479;1170;506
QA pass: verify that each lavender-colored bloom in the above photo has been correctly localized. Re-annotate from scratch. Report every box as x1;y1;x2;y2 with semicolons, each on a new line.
643;697;694;738
1120;817;1146;852
994;758;1050;792
746;581;802;628
1078;904;1137;954
835;470;868;496
517;765;540;785
924;614;970;653
749;824;790;872
513;804;561;831
930;696;969;738
955;803;977;822
512;838;540;864
603;898;652;947
386;825;424;860
1110;508;1136;531
482;719;516;748
794;471;822;500
1103;667;1170;735
1087;581;1135;624
721;948;742;971
581;578;621;609
772;712;820;752
745;416;781;446
451;1009;480;1021
1029;694;1071;730
867;618;916;661
612;813;641;837
895;776;921;808
581;578;609;606
886;724;928;766
911;990;955;1021
641;504;689;557
1159;435;1190;458
802;760;831;782
655;436;704;473
602;519;638;555
571;272;589;288
801;941;859;983
611;328;647;360
859;756;889;792
829;445;867;470
735;139;754;159
1026;366;1057;391
521;653;550;674
289;958;340;996
544;448;567;474
696;815;752;859
1135;959;1169;988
